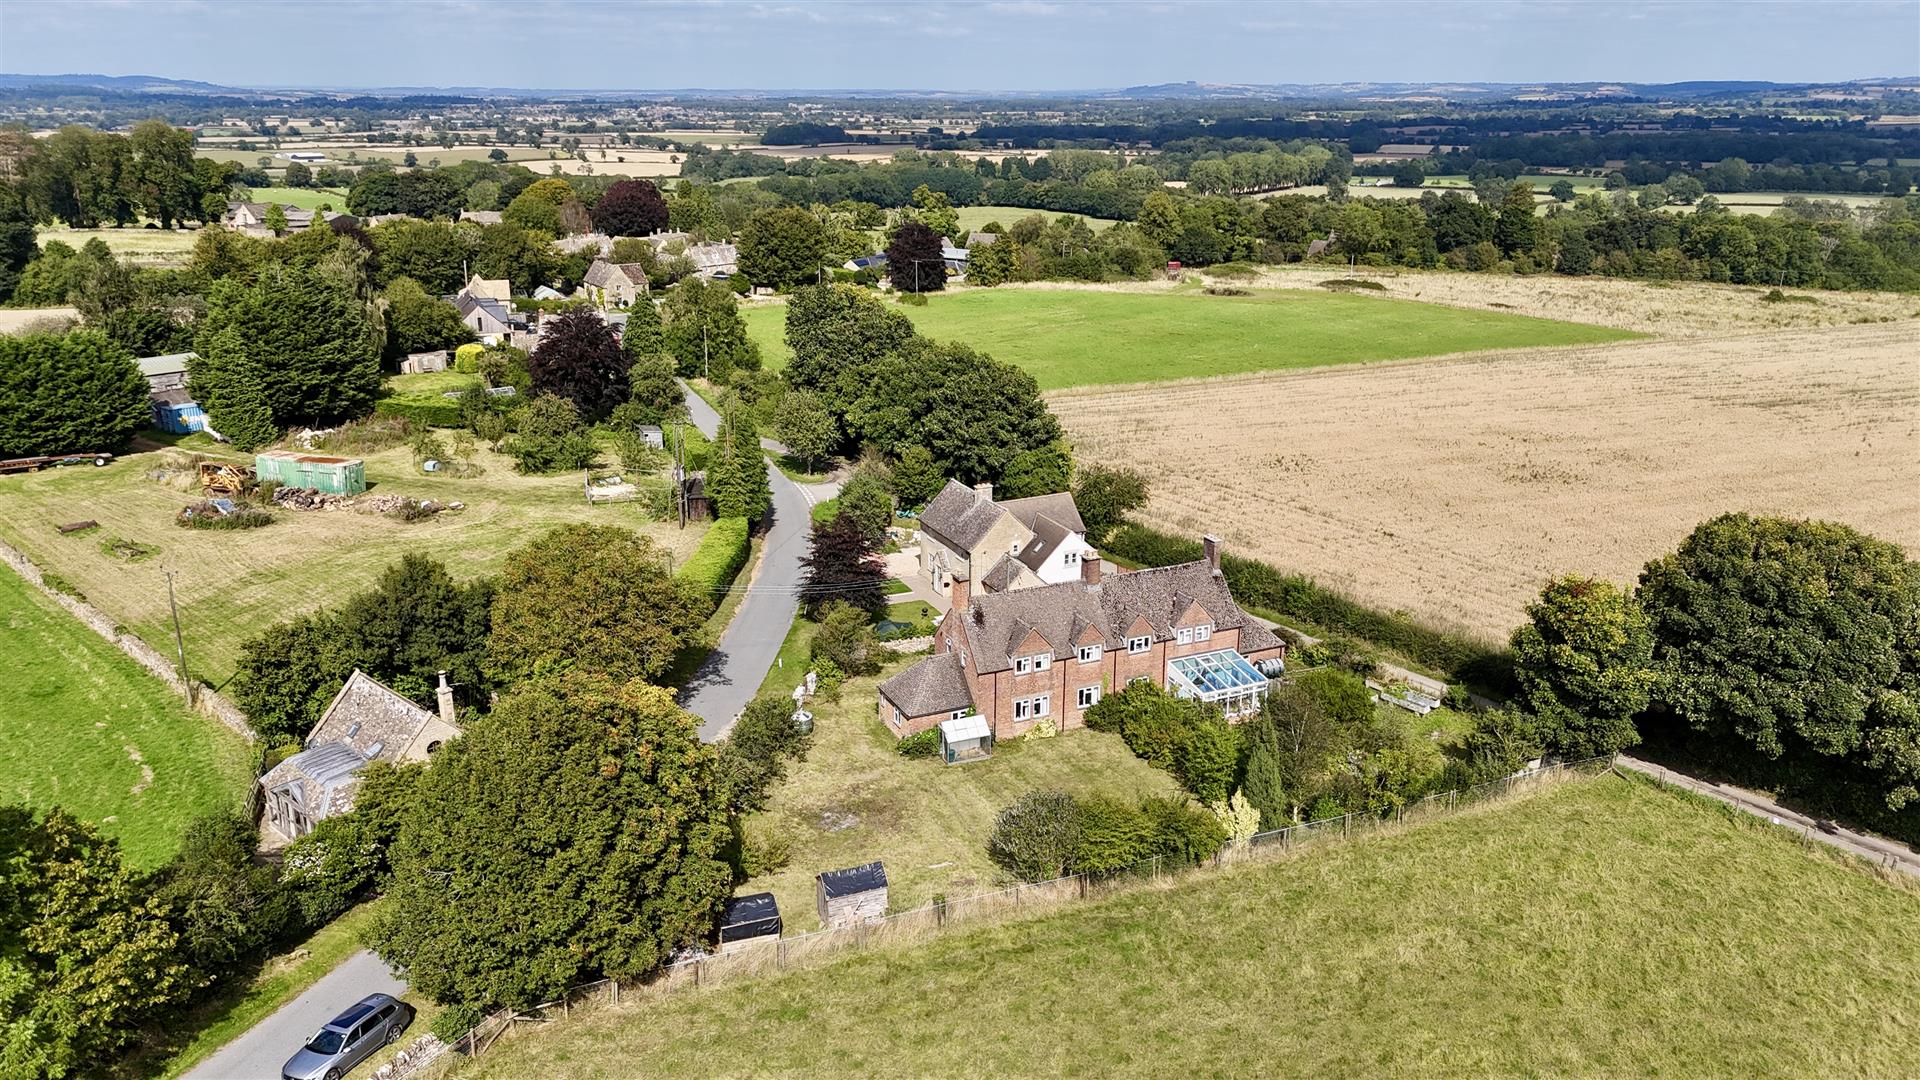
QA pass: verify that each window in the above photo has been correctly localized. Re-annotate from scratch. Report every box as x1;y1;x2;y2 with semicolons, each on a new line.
1034;694;1050;717
1013;695;1051;720
1077;685;1100;709
1195;624;1212;642
1177;628;1193;645
1015;657;1031;675
1013;698;1031;720
1064;550;1079;566
950;709;971;721
1015;653;1050;674
1128;635;1151;654
1034;653;1052;671
1077;644;1102;664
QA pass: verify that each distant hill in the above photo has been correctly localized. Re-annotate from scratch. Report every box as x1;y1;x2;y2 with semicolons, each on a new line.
0;72;242;94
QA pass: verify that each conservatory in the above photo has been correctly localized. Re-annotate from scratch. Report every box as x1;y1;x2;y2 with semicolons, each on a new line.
1167;648;1270;718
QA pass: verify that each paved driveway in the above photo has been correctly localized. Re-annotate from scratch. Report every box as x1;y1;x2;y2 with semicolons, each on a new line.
184;950;407;1080
676;383;813;742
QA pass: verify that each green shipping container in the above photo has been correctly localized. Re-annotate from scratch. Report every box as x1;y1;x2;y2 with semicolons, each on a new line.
254;450;366;495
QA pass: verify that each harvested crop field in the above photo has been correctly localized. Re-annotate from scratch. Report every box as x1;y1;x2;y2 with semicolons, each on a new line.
1053;321;1920;641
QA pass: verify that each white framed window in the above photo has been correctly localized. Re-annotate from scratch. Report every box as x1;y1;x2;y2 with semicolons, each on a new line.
1128;635;1151;654
1129;675;1152;686
1034;694;1050;717
1013;697;1031;720
1077;644;1102;664
1195;624;1212;642
1034;653;1052;671
1064;550;1079;566
892;707;902;725
950;709;971;721
1177;628;1193;645
1013;695;1051;720
1077;685;1100;709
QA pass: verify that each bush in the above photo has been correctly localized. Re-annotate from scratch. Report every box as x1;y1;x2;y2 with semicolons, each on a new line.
315;414;413;455
676;516;750;615
1141;796;1229;867
1175;720;1239;804
454;342;486;372
987;791;1080;882
896;729;941;758
176;502;274;529
431;1003;489;1043
1070;796;1156;875
812;600;880;677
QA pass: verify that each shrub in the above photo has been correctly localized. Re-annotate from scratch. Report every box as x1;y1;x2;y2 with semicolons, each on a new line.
315;415;413;455
987;791;1080;882
1070;796;1156;875
896;729;941;758
1175;720;1239;804
454;342;486;372
675;516;750;615
812;600;881;677
176;503;274;529
736;823;792;877
431;1003;489;1043
1141;796;1229;867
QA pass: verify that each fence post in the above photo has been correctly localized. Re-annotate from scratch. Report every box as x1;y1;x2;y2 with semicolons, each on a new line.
777;938;787;970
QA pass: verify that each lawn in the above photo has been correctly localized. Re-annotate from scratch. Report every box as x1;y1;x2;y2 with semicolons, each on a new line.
742;286;1641;390
736;649;1179;932
455;773;1920;1079
953;204;1118;234
247;185;352;211
0;568;254;867
36;225;202;265
0;435;708;689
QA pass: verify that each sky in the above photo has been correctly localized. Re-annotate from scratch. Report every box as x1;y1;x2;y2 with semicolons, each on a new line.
1;0;1916;92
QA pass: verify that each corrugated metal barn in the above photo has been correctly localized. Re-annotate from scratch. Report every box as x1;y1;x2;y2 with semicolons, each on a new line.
255;450;366;494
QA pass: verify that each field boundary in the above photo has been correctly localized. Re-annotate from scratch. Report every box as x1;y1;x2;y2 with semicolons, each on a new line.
444;756;1615;1062
0;538;256;743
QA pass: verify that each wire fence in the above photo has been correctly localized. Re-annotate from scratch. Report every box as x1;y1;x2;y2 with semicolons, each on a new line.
449;755;1615;1060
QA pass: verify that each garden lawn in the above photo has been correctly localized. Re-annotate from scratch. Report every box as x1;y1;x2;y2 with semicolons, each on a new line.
0;439;706;688
0;567;253;867
741;286;1640;389
456;773;1920;1079
952;204;1119;234
736;654;1179;932
246;186;352;211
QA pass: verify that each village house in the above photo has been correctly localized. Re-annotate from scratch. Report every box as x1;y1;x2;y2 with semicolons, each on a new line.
683;241;739;280
223;201;342;236
459;209;504;225
916;480;1095;595
458;274;512;303
878;536;1285;742
577;258;650;307
258;670;461;839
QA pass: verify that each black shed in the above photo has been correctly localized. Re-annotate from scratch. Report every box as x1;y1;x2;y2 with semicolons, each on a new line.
816;861;889;928
719;892;782;950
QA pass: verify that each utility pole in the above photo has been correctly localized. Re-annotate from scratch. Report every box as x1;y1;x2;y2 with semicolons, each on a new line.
675;421;687;529
702;323;709;381
163;568;194;706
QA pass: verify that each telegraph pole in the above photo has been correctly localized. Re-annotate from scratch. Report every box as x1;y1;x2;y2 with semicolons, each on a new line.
702;324;710;381
163;568;194;706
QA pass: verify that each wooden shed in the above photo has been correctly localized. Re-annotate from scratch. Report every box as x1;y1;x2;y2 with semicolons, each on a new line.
254;451;366;495
718;892;782;952
816;861;888;929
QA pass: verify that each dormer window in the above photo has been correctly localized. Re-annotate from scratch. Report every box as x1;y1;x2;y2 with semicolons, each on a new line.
1077;644;1102;664
1013;652;1052;674
1195;624;1212;642
1128;635;1151;654
1177;628;1193;645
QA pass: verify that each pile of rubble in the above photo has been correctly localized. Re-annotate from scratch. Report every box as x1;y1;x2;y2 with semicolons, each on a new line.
271;487;462;517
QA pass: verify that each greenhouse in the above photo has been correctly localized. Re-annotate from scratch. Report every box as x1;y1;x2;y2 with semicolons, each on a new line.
1167;649;1269;717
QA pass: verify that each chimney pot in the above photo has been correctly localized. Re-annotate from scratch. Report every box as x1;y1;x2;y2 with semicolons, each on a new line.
436;670;456;725
1203;535;1222;574
973;481;993;502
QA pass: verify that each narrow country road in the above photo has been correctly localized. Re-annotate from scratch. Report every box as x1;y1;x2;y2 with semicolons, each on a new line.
677;382;814;742
184;950;407;1080
1616;755;1920;879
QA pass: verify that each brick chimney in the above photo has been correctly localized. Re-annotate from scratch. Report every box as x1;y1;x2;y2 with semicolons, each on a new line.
973;481;993;503
1081;550;1102;586
436;670;456;726
1203;535;1222;575
949;568;971;612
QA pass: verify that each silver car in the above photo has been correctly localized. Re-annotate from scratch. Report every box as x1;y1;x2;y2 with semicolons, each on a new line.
281;993;414;1080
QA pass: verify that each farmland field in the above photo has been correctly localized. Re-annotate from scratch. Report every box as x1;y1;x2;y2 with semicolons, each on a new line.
741;285;1639;389
450;774;1920;1079
36;225;201;264
244;185;351;211
0;566;253;867
951;204;1119;234
0;435;707;688
1053;318;1920;641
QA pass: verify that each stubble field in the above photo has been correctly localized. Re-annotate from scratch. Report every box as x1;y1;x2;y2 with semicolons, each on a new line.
1053;319;1920;641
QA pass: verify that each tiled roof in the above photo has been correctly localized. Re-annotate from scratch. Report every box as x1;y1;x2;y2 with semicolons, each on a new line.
918;479;1004;552
878;651;975;719
1014;513;1074;573
309;669;437;764
1000;491;1085;536
955;558;1264;675
980;552;1026;593
260;740;367;818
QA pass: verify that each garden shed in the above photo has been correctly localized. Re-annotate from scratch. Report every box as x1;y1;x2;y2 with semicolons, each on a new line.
718;892;782;952
255;450;366;495
816;861;888;929
938;713;993;764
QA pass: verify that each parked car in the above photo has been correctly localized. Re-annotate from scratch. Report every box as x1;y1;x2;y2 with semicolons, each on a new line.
281;993;414;1080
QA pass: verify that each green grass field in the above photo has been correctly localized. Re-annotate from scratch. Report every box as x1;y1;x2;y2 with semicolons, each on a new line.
953;205;1119;234
737;650;1178;932
246;186;352;211
0;430;708;688
742;287;1641;390
36;226;202;265
455;773;1920;1079
0;567;253;867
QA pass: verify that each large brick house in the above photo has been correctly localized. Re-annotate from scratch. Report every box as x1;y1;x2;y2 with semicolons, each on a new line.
916;480;1096;595
879;536;1285;742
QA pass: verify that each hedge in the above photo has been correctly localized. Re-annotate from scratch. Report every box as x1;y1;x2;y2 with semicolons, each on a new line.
1102;522;1511;685
372;397;466;428
676;516;751;614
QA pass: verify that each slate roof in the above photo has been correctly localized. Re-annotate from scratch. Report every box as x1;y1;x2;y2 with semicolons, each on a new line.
1000;491;1086;536
954;559;1268;675
980;552;1027;593
1014;513;1075;573
683;242;738;275
462;275;511;303
308;669;441;764
966;231;999;248
918;479;1005;552
878;650;975;719
583;258;649;291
